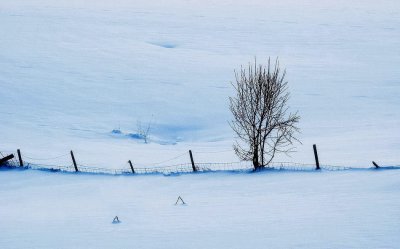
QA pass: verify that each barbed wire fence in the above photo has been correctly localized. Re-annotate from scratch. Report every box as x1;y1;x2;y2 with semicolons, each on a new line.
0;146;398;176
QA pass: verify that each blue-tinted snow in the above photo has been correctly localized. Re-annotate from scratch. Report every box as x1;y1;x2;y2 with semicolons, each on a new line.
0;169;399;248
0;1;400;247
0;0;399;167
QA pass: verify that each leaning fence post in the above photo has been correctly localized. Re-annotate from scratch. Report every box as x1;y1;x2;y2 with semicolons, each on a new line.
17;149;23;167
372;161;380;168
70;150;79;172
0;154;14;166
313;144;320;170
128;160;135;174
189;150;197;172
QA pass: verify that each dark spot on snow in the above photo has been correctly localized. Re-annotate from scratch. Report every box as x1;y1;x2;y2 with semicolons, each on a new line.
111;129;122;134
127;133;146;140
149;42;177;49
160;44;176;48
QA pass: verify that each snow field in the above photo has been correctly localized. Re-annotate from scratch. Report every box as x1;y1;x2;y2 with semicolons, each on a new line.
1;1;400;248
0;169;399;249
1;0;400;167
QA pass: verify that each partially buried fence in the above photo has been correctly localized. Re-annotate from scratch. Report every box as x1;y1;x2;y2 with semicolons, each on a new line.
0;146;397;176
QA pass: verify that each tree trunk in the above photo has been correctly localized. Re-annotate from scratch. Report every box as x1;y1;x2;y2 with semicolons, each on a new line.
252;146;260;170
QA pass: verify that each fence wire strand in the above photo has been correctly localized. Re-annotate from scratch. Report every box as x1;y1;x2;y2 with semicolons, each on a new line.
1;150;398;176
22;153;70;161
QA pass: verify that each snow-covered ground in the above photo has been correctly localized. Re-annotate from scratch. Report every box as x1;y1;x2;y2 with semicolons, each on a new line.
1;169;399;249
1;0;399;168
1;1;400;248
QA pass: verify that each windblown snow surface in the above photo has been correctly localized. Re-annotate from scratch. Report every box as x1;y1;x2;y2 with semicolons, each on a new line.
1;0;400;248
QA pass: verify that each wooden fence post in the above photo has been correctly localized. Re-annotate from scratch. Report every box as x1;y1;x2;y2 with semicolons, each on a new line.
0;154;14;166
372;161;380;168
313;144;320;170
70;150;79;172
17;149;23;167
189;150;197;172
128;160;135;174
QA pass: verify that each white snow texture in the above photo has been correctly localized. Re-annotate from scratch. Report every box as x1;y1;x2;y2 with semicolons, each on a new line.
0;0;399;248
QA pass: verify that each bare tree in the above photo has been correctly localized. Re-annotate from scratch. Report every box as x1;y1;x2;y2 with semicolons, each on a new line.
137;120;152;144
229;58;300;170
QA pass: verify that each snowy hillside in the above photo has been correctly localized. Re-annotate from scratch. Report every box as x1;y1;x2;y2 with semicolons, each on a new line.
1;1;400;248
1;0;399;168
